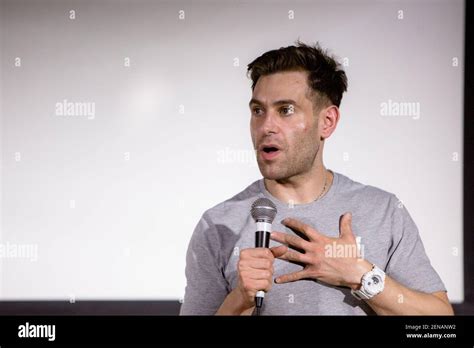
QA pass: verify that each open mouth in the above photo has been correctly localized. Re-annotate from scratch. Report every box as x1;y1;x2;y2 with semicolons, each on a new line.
261;146;281;160
263;146;279;153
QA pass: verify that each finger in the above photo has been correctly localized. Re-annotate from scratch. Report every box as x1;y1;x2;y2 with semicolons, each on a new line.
270;245;288;258
270;231;310;251
275;270;308;284
338;212;354;239
241;248;274;260
240;258;273;270
278;249;310;264
282;218;321;242
242;269;272;280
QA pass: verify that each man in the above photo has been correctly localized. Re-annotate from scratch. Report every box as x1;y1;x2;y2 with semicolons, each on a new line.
179;41;454;315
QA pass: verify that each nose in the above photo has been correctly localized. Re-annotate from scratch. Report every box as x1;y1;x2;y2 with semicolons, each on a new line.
261;111;280;135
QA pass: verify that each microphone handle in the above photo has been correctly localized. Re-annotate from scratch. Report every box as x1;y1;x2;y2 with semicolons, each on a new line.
255;231;270;248
255;230;271;310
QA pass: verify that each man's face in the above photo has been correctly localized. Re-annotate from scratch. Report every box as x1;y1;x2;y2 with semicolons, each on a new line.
249;70;322;181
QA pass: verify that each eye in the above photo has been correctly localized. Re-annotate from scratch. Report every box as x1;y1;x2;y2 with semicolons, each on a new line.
280;105;295;116
252;107;264;116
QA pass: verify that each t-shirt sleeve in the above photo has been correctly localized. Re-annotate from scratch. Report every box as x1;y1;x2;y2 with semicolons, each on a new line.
179;212;231;315
385;195;447;294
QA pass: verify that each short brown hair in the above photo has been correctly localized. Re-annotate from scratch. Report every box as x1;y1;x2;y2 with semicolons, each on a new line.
247;40;348;109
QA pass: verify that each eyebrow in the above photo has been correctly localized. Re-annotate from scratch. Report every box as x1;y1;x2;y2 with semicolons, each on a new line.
248;98;298;108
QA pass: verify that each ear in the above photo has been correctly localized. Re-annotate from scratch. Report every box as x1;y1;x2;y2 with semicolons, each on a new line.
319;105;340;140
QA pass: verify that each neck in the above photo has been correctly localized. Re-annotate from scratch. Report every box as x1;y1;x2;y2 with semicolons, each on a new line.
263;164;333;205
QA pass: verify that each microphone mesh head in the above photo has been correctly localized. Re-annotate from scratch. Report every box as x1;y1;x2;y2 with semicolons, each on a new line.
250;198;277;223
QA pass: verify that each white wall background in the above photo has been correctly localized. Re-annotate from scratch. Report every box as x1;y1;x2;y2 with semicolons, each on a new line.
0;0;464;302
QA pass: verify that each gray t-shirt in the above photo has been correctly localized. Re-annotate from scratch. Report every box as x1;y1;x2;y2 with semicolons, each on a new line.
179;170;446;315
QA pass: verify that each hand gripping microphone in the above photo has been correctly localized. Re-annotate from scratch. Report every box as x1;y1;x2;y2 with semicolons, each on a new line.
250;197;277;315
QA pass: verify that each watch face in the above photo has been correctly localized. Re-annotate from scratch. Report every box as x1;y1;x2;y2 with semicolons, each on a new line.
363;273;384;295
370;276;380;286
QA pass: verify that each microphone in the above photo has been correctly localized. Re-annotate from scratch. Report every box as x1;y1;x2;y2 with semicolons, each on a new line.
250;197;277;314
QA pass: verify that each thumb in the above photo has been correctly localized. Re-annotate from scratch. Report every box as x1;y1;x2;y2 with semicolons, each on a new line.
339;212;353;239
270;245;288;258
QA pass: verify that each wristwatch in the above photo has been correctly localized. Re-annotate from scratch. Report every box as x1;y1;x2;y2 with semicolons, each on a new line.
351;264;386;300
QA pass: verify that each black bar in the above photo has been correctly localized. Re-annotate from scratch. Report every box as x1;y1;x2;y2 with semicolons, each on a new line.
463;0;474;308
0;315;472;345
